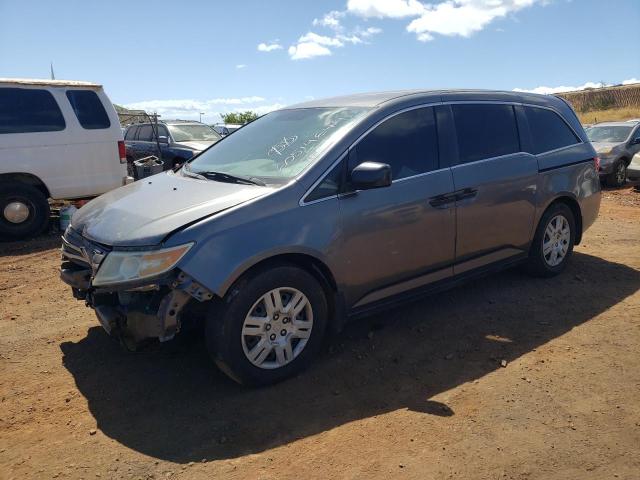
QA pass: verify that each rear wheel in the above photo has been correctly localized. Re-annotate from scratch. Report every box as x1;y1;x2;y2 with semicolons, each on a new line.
606;160;626;187
206;265;328;386
525;203;575;277
0;183;50;240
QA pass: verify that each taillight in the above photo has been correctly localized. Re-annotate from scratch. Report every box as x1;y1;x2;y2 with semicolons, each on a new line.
594;156;600;172
118;141;127;164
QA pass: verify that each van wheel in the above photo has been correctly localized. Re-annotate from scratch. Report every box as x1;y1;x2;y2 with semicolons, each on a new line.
206;265;328;386
525;203;575;277
606;160;626;187
0;183;50;240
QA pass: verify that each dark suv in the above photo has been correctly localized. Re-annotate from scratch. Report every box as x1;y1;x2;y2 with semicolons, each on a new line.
124;120;221;171
61;90;601;386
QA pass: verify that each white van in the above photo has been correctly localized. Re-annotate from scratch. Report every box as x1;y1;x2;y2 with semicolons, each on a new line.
0;78;131;239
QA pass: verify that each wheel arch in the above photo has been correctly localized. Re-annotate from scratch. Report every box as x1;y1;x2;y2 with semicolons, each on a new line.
541;195;583;245
221;252;342;333
0;172;51;198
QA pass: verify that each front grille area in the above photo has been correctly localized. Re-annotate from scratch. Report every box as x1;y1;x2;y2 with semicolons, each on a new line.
61;228;111;273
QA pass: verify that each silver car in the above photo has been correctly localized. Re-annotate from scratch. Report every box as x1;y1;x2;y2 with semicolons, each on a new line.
587;121;640;187
60;90;601;385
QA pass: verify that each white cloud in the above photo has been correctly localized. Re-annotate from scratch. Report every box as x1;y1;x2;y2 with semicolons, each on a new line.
288;28;382;60
514;78;640;95
288;41;333;60
313;10;345;30
347;0;425;18
257;42;283;52
235;64;246;69
514;81;606;95
123;96;274;121
347;0;542;41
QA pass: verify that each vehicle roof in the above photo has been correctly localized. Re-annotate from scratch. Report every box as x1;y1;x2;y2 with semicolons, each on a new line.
0;78;102;88
591;121;638;127
286;89;565;109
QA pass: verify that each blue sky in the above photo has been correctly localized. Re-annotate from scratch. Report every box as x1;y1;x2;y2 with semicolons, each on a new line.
1;0;638;121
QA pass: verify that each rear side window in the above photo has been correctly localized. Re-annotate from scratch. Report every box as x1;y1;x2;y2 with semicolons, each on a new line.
452;104;520;163
0;87;66;134
66;90;111;129
524;106;580;154
351;107;439;181
137;125;153;141
124;125;138;140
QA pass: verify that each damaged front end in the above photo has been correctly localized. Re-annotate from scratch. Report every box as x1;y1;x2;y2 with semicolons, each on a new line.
60;227;212;346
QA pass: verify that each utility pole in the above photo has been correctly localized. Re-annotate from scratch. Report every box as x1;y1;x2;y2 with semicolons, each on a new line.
199;112;205;123
50;62;55;80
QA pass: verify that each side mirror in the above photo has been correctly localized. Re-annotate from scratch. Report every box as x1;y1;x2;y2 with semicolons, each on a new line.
631;137;640;145
350;162;392;190
158;135;169;144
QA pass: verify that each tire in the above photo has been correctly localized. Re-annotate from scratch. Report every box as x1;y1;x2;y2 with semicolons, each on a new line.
0;183;50;240
525;202;576;278
606;159;626;188
206;264;328;386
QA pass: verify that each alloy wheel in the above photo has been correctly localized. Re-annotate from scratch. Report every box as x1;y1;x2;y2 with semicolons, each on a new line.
542;214;571;267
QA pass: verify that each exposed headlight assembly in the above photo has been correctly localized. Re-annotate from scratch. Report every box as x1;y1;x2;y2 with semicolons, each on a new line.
92;243;194;287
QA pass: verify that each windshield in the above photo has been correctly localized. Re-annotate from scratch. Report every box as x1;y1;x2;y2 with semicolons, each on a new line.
587;125;633;143
168;124;221;142
186;107;370;183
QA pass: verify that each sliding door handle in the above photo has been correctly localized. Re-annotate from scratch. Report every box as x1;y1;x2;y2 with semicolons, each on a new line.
455;188;478;201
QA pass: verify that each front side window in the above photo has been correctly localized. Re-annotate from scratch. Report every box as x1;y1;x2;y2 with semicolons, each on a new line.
66;90;110;129
0;87;65;134
452;104;520;164
304;161;344;203
350;107;439;181
188;107;370;184
168;124;221;142
525;106;580;154
586;125;633;143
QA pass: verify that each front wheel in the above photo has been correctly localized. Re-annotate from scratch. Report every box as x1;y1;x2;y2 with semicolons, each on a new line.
525;203;576;277
0;183;50;240
206;265;328;386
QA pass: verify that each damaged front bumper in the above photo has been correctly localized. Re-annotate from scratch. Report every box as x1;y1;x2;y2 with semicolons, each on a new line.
60;229;213;344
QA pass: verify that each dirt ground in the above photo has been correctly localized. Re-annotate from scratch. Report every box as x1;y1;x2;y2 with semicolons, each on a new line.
1;185;639;480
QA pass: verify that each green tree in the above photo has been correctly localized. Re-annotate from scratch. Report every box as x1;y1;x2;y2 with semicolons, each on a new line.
221;111;259;124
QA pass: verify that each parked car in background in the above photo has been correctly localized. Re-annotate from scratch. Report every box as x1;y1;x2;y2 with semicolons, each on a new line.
212;123;242;136
586;121;640;187
627;152;640;181
0;78;130;239
61;89;600;386
124;120;221;172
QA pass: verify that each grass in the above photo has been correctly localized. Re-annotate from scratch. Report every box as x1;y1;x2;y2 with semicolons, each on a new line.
576;106;640;125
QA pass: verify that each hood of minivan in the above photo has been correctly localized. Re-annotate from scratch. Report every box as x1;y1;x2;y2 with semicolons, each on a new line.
175;140;218;151
71;171;271;247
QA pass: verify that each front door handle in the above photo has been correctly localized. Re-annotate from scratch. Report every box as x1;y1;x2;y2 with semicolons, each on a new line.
429;194;455;208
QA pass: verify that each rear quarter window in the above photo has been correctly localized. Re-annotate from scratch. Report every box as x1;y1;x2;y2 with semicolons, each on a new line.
66;90;111;129
124;125;138;140
524;106;580;154
452;104;520;164
0;87;66;134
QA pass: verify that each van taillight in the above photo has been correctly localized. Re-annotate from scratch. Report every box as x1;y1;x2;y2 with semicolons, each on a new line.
594;156;600;172
118;141;126;164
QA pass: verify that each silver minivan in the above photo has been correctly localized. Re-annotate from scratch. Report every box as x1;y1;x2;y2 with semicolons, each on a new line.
60;90;601;385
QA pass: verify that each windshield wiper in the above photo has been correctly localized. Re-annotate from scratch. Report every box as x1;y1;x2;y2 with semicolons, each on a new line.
195;170;266;186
